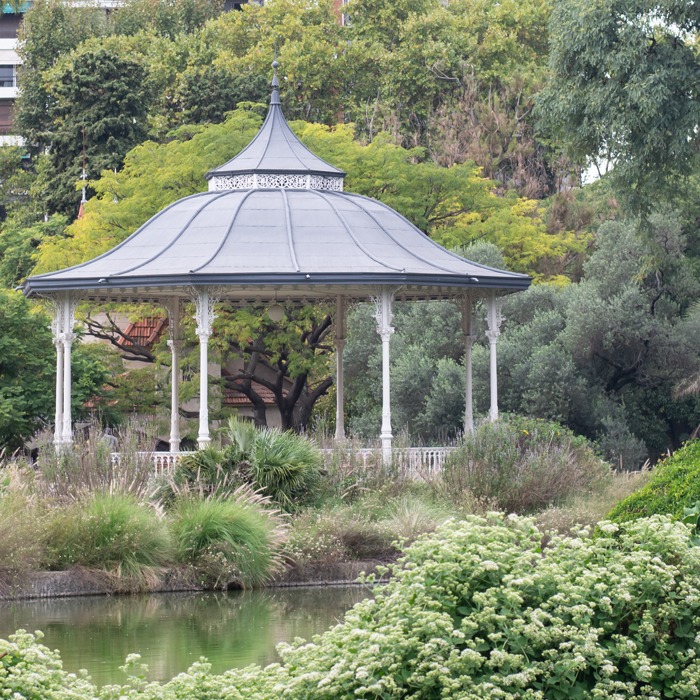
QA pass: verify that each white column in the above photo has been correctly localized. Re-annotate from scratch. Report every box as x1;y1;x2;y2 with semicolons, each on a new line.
461;295;475;435
335;295;346;442
51;304;64;449
374;288;395;464
167;299;182;453
194;289;216;449
485;292;503;423
61;294;77;446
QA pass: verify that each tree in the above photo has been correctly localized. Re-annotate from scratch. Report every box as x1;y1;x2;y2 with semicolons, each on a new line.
538;0;700;208
15;0;110;155
109;0;224;39
214;305;335;431
493;213;700;463
0;215;68;288
37;45;152;217
172;66;269;126
0;291;114;450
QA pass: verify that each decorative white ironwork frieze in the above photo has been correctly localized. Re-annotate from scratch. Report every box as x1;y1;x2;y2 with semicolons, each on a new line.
208;173;343;192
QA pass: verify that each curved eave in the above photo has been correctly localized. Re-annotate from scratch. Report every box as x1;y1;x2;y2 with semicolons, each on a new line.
24;270;531;298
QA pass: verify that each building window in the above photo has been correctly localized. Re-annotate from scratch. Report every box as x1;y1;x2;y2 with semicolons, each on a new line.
0;66;16;89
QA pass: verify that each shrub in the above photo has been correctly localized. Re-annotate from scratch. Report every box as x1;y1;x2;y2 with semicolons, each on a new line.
6;515;700;699
442;415;611;512
379;493;455;543
607;439;700;523
167;418;323;510
43;492;173;584
285;504;387;565
284;493;457;565
169;487;287;588
537;468;650;533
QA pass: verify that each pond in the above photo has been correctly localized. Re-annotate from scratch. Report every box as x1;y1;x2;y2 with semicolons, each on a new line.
0;586;371;686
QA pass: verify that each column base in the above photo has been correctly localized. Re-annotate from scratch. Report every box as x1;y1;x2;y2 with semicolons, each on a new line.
381;434;392;465
169;439;181;453
197;436;211;450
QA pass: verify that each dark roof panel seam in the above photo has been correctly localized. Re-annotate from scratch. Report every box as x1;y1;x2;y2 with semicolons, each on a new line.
111;191;232;277
344;192;531;280
253;107;281;171
327;191;463;276
189;190;259;273
281;189;300;272
30;191;214;280
312;190;404;273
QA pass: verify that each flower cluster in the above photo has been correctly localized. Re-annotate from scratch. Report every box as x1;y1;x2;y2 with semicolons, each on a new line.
3;514;700;699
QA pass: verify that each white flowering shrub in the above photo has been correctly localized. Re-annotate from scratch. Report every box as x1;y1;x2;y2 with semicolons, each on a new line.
4;514;700;699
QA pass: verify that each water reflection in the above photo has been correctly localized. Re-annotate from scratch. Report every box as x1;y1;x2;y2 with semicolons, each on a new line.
0;586;370;685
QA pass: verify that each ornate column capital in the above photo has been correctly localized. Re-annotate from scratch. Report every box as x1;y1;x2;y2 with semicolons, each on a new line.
189;287;220;339
485;294;504;343
62;332;77;348
371;287;396;337
379;328;395;343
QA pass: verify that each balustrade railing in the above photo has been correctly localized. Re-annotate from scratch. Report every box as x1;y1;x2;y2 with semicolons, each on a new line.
112;446;456;478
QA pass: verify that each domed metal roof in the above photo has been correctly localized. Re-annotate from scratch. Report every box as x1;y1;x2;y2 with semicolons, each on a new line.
23;64;530;303
24;188;528;301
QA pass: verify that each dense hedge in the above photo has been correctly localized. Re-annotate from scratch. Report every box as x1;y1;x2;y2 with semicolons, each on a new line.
4;514;700;698
607;439;700;523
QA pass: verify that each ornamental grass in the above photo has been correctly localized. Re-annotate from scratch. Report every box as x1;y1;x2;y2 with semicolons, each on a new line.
169;485;287;589
43;492;173;586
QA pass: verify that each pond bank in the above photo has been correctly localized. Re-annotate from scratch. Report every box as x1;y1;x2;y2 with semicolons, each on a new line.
0;560;391;600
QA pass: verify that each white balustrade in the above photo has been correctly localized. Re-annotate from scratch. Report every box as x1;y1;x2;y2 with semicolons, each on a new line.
110;446;455;479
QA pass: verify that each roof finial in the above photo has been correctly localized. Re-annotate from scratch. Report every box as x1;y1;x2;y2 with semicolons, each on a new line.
78;126;87;219
270;42;281;106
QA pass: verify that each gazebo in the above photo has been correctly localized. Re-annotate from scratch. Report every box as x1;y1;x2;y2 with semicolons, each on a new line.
23;63;531;462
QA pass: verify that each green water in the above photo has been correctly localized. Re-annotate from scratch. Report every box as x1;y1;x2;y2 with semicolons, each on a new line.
0;586;371;686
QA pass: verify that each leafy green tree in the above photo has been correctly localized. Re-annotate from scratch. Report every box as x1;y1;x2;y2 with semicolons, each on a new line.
214;305;334;431
0;290;55;448
15;0;109;155
37;45;152;217
109;0;224;39
0;215;68;288
538;0;700;208
172;66;269;126
493;213;700;462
